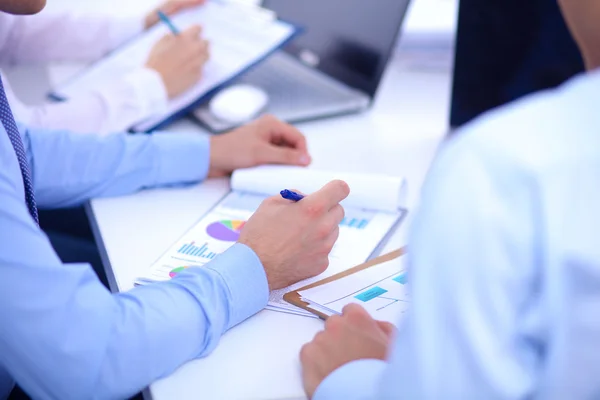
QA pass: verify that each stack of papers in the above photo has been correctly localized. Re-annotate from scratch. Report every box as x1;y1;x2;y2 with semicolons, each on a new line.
136;166;407;317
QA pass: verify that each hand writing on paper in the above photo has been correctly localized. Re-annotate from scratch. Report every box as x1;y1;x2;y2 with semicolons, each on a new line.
300;304;396;399
208;115;312;178
144;0;206;30
238;180;349;290
146;25;210;99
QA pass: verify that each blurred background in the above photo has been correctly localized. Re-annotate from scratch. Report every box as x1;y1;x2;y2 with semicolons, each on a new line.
4;0;458;106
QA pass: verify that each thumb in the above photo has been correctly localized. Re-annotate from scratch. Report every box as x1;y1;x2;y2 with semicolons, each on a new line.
261;145;310;166
181;24;203;38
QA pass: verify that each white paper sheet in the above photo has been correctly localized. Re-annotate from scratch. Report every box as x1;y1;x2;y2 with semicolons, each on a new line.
231;166;407;212
299;256;409;326
136;190;404;315
53;1;296;131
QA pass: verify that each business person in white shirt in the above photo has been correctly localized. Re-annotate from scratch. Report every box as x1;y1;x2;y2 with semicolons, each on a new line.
0;0;209;134
300;0;600;398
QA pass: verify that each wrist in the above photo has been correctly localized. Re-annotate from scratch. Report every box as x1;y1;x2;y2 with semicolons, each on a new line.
208;136;230;178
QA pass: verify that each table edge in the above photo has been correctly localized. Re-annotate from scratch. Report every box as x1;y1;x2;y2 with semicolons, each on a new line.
85;201;155;400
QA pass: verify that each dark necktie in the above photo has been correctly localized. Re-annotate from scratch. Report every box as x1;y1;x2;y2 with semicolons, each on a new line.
0;75;39;223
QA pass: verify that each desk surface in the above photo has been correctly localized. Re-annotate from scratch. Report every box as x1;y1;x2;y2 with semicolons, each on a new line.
89;56;451;399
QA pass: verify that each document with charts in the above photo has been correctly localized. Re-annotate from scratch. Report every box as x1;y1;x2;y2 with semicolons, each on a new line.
136;166;408;316
297;255;409;326
51;1;297;132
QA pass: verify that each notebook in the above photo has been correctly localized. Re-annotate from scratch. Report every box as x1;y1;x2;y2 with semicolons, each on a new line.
135;165;408;316
51;1;298;132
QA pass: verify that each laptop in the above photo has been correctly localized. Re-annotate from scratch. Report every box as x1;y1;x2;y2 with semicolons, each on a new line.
192;0;411;132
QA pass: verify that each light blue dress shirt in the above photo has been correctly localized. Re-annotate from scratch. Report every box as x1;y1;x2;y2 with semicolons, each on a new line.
315;70;600;399
0;125;269;399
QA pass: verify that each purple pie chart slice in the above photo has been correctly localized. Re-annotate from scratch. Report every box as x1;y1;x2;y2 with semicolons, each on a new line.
206;220;245;242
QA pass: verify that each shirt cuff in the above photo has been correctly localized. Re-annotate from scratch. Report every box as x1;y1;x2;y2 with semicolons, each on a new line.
106;16;145;51
122;67;169;119
204;243;269;329
150;132;210;185
314;359;387;400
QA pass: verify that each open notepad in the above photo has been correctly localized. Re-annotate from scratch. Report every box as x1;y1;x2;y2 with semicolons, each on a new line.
136;166;407;316
51;1;297;132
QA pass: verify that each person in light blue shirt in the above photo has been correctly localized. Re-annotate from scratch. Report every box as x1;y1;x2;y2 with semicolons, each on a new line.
0;1;351;399
300;0;600;398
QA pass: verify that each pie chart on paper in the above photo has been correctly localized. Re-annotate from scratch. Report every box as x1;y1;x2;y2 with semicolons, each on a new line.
206;220;246;242
170;266;189;278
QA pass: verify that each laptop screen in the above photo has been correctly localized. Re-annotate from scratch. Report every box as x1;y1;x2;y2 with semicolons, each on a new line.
262;0;410;97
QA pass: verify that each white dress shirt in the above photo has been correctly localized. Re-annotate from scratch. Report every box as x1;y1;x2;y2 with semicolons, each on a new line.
315;69;600;399
0;11;168;134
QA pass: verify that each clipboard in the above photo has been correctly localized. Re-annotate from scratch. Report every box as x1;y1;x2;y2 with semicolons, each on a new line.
283;248;405;320
49;1;302;133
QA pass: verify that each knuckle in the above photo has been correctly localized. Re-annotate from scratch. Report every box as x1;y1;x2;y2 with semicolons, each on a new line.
343;303;365;317
304;202;324;218
316;223;331;240
314;331;327;344
325;229;339;250
299;344;312;362
331;225;340;239
263;196;279;207
316;258;330;273
331;205;345;224
262;113;277;123
338;205;346;221
324;315;342;331
285;149;297;162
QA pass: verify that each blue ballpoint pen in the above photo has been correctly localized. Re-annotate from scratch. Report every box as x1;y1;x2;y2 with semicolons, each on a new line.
157;10;180;35
280;189;305;202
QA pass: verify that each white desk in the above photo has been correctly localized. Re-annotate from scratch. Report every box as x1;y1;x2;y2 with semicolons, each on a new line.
87;55;451;399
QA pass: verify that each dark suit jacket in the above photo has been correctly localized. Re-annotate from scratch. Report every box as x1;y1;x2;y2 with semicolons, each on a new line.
450;0;585;127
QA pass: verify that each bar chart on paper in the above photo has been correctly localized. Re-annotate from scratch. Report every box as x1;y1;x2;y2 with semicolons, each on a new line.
135;239;224;284
177;242;217;259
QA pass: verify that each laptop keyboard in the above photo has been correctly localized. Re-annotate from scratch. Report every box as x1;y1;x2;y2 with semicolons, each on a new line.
236;51;365;111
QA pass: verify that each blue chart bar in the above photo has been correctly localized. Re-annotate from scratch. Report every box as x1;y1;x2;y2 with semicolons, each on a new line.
393;274;407;285
341;217;369;230
177;241;216;260
355;286;388;302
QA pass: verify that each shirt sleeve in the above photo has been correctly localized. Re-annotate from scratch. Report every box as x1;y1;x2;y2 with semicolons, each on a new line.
20;124;210;209
382;135;542;399
17;67;168;134
312;132;543;399
0;171;269;400
0;12;169;134
0;12;143;64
